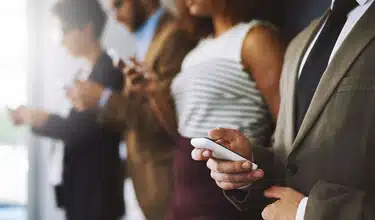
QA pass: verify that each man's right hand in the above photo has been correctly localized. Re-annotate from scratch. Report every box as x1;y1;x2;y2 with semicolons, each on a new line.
191;128;264;190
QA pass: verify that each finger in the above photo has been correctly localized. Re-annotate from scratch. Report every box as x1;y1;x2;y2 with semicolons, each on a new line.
264;200;282;220
208;127;242;142
191;148;212;161
124;65;137;76
131;74;146;85
129;84;144;93
264;186;289;199
206;158;257;174
262;203;277;220
216;181;249;190
129;57;139;66
210;169;264;183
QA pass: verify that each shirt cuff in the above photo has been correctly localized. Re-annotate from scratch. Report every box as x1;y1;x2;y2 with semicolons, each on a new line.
296;197;308;220
237;153;255;190
98;88;112;108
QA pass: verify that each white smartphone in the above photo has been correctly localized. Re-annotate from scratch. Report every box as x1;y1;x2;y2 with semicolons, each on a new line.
190;137;258;170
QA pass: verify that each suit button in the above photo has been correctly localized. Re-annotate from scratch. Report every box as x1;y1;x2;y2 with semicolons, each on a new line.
286;162;299;175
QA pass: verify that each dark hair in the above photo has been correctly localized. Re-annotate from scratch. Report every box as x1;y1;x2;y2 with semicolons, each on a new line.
52;0;107;39
177;0;279;39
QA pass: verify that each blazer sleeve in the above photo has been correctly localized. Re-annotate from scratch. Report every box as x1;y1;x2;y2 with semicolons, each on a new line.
146;29;197;136
305;141;375;220
32;109;102;143
304;181;375;220
98;91;138;132
223;146;285;211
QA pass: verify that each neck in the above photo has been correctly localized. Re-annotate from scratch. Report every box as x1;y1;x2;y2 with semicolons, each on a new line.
213;15;236;37
84;41;102;65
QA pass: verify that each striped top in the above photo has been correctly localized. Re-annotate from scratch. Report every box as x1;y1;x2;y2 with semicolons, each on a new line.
171;21;274;147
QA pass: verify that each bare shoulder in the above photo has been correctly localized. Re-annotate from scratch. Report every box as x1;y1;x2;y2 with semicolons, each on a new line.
241;24;284;70
242;24;282;57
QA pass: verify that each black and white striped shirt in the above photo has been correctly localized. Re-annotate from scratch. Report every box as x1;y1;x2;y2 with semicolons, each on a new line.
171;21;274;147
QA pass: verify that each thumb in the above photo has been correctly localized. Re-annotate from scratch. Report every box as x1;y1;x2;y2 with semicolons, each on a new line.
264;186;287;199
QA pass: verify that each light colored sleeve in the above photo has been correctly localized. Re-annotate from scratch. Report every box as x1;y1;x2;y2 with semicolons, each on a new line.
98;88;112;108
296;197;308;220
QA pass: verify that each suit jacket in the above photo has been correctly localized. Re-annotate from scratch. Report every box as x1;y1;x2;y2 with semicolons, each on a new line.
99;12;197;220
227;4;375;220
33;52;125;220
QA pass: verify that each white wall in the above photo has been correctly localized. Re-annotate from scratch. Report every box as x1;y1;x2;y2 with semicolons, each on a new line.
27;0;135;220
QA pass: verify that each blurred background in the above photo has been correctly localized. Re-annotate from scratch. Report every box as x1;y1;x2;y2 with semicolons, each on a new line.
0;0;329;219
0;0;134;219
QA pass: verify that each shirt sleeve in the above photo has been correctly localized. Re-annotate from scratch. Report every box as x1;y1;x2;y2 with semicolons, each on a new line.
99;88;113;108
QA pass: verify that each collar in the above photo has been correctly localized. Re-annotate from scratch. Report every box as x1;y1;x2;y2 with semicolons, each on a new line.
135;8;164;39
331;0;370;9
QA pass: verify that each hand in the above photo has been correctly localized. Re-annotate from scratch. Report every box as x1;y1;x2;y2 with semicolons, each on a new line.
191;128;264;190
123;58;158;95
262;186;305;220
9;106;49;128
8;106;25;125
66;80;105;111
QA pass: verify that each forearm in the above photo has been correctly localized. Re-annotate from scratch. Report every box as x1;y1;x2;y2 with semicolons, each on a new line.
32;114;66;140
99;91;138;132
147;80;178;137
32;110;101;142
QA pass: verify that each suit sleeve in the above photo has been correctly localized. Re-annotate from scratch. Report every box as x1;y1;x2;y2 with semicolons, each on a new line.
223;146;285;211
32;110;102;143
304;181;374;220
305;141;375;220
98;91;137;132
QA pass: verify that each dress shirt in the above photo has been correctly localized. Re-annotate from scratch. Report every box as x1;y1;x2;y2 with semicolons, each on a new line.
135;8;164;61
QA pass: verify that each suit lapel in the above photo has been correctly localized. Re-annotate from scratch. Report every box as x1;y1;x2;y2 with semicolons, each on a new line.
291;3;375;152
281;12;330;154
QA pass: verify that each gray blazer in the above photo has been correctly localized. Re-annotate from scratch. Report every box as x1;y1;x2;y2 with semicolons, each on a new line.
227;4;375;219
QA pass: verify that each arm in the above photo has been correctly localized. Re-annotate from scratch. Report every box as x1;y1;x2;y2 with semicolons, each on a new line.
223;145;285;211
145;28;197;136
242;25;285;119
98;91;136;133
303;181;374;220
32;109;102;142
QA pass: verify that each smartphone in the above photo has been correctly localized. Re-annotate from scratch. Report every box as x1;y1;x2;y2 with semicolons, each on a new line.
190;137;258;170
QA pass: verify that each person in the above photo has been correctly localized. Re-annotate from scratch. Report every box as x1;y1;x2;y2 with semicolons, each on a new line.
192;0;375;220
67;0;197;219
122;0;284;219
9;0;125;219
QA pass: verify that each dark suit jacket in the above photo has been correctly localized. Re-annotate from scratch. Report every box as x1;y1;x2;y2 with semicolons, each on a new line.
226;4;375;220
99;12;198;220
33;52;125;220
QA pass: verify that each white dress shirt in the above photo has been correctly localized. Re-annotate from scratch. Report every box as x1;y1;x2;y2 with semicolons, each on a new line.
296;0;374;219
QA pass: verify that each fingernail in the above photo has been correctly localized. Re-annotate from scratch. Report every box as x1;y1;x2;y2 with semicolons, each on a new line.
253;170;263;178
242;161;251;169
202;150;210;158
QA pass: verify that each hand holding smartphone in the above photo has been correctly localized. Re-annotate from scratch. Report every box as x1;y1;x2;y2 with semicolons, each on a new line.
190;137;258;170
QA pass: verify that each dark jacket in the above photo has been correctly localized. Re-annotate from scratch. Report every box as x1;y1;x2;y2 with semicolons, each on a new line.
33;52;125;220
